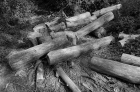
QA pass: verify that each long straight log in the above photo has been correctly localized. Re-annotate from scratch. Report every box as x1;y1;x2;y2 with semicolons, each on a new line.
7;36;69;71
75;12;114;38
121;53;140;66
89;57;140;84
48;36;114;65
92;4;122;17
56;67;81;92
43;12;92;31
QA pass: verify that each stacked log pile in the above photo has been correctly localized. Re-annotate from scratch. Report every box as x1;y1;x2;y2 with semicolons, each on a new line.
6;3;140;91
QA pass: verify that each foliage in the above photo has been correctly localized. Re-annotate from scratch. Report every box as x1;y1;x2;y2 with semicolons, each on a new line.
1;0;37;25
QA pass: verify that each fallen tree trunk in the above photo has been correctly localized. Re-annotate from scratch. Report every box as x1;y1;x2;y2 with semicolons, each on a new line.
7;36;70;71
92;4;122;17
75;12;114;38
48;36;114;65
56;67;81;92
121;53;140;66
89;57;140;84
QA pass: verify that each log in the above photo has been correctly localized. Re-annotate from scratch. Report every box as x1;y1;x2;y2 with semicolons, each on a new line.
48;36;114;65
66;15;97;27
7;36;70;71
89;57;140;84
75;12;114;38
28;23;52;45
121;53;140;66
30;12;113;44
119;32;140;47
56;67;81;92
66;12;91;22
43;12;92;32
47;15;97;32
45;17;61;27
94;27;106;38
92;4;122;17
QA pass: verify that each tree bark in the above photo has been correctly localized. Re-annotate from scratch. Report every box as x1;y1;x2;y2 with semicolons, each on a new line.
56;67;81;92
66;12;91;22
121;53;140;66
89;57;140;84
7;36;69;71
92;4;122;17
48;36;114;65
28;23;52;45
75;12;114;38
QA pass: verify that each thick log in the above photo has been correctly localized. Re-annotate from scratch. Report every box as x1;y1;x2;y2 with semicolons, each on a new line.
7;36;69;71
48;36;114;65
89;57;140;84
92;4;122;17
121;53;140;66
56;67;81;92
75;12;114;38
119;32;140;47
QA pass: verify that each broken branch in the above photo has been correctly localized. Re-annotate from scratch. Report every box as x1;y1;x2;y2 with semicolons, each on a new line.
56;67;81;92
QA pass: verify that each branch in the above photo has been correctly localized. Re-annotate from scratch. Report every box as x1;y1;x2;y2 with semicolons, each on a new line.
56;67;81;92
89;57;140;84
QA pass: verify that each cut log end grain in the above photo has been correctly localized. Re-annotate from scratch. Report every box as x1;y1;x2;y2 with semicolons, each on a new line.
89;57;140;84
